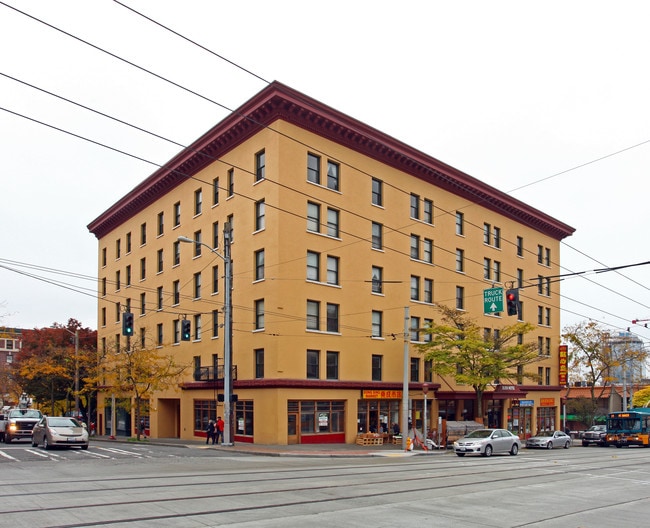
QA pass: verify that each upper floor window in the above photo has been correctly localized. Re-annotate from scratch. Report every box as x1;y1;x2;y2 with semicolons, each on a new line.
307;251;320;282
372;354;382;381
307;202;320;233
173;241;180;266
255;249;265;281
410;193;420;219
227;168;234;197
307;153;320;184
255;150;265;182
157;249;164;273
306;300;320;330
255;200;265;231
423;199;433;224
372;311;383;338
157;212;164;236
327;160;340;191
126;232;132;254
410;235;420;259
371;178;383;206
516;236;524;257
193;231;202;258
326;208;339;238
174;202;181;227
140;223;147;246
212;177;220;206
194;189;202;216
326;303;339;333
193;272;202;299
410;356;420;380
456;286;465;310
422;238;433;264
493;227;501;249
116;239;121;259
371;266;383;294
455;212;464;236
326;351;339;380
307;349;320;379
255;299;265;330
371;222;383;250
456;249;464;272
255;348;264;379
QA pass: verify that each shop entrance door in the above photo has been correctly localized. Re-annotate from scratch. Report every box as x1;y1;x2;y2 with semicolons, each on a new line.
287;413;299;444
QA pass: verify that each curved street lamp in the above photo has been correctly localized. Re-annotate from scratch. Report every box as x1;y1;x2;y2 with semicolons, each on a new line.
178;222;233;446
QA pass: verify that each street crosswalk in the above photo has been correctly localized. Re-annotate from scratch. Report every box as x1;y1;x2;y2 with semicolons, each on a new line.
0;444;161;462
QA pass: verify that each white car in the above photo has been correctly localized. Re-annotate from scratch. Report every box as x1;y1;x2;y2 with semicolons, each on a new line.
526;430;572;449
453;428;521;457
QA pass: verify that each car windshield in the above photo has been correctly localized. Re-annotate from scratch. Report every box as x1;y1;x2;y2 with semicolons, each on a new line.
465;430;493;439
10;409;42;419
48;418;79;427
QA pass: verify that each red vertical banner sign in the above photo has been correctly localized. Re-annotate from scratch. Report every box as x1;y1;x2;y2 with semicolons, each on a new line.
558;344;568;385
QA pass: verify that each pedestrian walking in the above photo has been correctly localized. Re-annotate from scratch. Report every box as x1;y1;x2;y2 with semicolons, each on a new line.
139;418;146;438
215;416;225;444
206;420;215;444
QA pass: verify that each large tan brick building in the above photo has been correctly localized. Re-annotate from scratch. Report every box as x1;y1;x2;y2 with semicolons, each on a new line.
88;82;574;444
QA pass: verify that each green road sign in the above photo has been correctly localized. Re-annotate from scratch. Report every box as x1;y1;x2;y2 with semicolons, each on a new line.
483;287;504;314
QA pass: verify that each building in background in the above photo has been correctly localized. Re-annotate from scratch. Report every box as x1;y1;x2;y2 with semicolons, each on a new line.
0;328;22;408
88;82;574;444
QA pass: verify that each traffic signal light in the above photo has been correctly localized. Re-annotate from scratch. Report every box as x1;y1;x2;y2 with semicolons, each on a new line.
122;312;134;336
505;289;519;316
181;320;191;341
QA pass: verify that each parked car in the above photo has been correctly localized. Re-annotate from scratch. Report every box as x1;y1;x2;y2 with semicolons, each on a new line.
31;416;89;450
526;430;572;449
453;428;521;457
581;425;607;447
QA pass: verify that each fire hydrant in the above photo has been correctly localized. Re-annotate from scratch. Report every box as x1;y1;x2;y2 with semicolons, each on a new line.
406;437;413;451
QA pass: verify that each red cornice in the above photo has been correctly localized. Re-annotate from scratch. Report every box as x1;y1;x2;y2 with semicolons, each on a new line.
88;81;575;240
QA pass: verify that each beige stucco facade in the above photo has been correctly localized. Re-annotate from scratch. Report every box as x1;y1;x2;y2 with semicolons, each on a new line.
89;82;574;444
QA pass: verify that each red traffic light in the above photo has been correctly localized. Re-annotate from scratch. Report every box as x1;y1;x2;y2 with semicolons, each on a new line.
506;292;516;301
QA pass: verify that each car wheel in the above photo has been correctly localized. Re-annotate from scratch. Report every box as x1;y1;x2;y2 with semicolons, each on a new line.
483;445;493;457
456;453;465;457
81;444;89;450
510;444;519;456
582;441;588;447
4;435;11;444
564;441;571;449
43;437;51;450
31;437;38;447
546;442;553;450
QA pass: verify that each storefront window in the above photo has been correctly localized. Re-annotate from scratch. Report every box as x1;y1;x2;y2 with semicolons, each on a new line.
235;400;254;436
194;400;216;433
536;407;556;435
289;400;345;435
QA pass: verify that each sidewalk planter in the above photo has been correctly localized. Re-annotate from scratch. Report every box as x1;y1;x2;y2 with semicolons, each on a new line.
356;434;383;446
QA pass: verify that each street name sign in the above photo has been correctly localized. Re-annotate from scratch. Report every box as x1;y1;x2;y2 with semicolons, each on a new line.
483;287;503;314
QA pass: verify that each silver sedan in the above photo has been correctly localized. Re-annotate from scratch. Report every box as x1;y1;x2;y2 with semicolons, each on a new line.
526;430;572;449
32;416;89;450
453;428;522;457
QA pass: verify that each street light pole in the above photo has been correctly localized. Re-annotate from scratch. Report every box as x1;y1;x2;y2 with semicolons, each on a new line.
63;327;80;419
179;221;233;446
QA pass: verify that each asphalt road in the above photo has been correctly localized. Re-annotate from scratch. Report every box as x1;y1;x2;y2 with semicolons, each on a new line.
1;442;649;527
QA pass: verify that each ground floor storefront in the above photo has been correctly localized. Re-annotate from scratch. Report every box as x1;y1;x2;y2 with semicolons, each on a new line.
96;385;563;445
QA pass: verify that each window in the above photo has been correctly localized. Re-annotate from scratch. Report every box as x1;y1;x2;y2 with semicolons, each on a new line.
545;247;551;266
410;357;420;382
255;200;265;231
372;355;382;381
194;188;202;216
326;207;339;237
140;223;147;246
307;153;320;183
157;249;163;273
212;265;219;294
193;272;201;299
456;249;464;272
371;266;383;294
226;215;234;243
371;222;383;250
212;310;219;338
545;337;551;356
326;303;339;333
140;258;146;281
212;221;219;249
410;234;420;259
516;236;524;257
423;199;433;224
307;300;320;330
326;351;339;380
517;268;524;288
423;238;433;264
423;279;433;304
255;299;264;330
410;193;420;219
126;232;132;254
455;212;464;235
545;307;551;326
372;311;382;338
493;261;501;282
157;212;164;236
173;241;180;266
424;319;433;343
483;223;491;245
102;247;107;267
116;239;121;259
371;178;383;206
537;306;544;325
212;177;220;205
493;227;501;249
307;251;320;281
157;323;163;346
193;231;202;258
307;349;319;379
456;286;464;310
484;258;491;280
307;202;320;232
101;277;107;296
173;280;180;305
140;292;146;316
537;245;544;264
115;270;121;291
545;367;551;385
255;150;265;181
410;316;420;342
327;256;339;285
255;249;265;281
193;314;202;340
173;320;180;344
227;168;234;197
411;275;420;301
255;349;264;378
174;202;181;227
157;286;163;310
327;160;340;191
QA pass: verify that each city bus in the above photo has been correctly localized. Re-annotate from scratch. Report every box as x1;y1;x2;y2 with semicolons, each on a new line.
606;408;650;448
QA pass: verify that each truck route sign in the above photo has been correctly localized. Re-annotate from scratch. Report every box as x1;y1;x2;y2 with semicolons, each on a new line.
483;287;504;314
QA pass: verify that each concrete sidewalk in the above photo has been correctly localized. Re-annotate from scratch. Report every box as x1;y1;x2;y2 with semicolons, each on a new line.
93;435;449;458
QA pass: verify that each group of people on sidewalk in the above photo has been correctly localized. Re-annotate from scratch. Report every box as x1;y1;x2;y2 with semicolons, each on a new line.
205;417;225;445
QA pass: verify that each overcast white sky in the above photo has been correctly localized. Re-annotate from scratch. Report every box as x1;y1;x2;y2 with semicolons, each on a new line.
2;1;650;345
